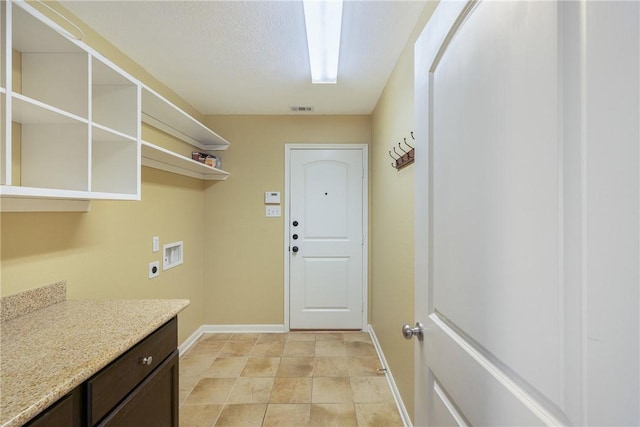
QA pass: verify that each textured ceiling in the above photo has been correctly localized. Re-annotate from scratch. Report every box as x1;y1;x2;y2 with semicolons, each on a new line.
60;0;428;115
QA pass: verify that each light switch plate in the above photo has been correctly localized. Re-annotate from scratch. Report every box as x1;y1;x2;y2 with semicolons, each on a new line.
266;206;281;217
152;236;160;252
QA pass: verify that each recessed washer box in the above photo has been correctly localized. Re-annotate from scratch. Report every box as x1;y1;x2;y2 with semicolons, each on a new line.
163;241;183;271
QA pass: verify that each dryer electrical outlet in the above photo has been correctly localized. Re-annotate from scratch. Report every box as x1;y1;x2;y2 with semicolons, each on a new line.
149;261;160;279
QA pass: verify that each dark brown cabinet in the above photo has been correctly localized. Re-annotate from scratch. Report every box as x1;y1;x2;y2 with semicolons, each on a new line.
26;388;84;427
25;317;178;427
87;318;177;426
96;350;178;427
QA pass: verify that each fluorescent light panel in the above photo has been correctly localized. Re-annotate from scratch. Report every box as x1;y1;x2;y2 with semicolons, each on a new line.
303;0;343;84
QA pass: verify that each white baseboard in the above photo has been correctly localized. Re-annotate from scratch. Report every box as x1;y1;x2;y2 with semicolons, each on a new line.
179;325;204;355
202;324;287;333
368;324;412;427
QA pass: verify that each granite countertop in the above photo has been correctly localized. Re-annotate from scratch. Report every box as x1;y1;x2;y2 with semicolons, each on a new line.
0;290;189;427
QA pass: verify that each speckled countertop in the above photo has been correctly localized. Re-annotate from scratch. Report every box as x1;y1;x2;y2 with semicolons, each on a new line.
0;295;189;427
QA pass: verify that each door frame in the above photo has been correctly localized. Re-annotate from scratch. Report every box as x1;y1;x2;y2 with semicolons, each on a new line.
284;143;369;331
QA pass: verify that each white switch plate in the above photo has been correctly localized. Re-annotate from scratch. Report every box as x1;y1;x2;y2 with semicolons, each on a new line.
152;236;160;252
266;206;281;217
265;192;280;204
149;261;160;279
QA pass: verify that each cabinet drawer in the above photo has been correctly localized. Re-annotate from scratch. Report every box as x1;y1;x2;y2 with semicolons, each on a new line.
97;350;178;427
87;318;177;425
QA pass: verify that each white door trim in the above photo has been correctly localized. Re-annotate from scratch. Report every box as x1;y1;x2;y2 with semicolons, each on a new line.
284;143;369;331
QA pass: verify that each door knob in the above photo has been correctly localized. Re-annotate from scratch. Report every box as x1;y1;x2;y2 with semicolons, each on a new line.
292;246;299;253
402;322;424;340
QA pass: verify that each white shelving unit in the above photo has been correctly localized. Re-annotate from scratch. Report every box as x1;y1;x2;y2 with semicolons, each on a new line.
1;1;140;211
140;86;231;180
141;141;229;181
0;0;231;211
141;86;230;152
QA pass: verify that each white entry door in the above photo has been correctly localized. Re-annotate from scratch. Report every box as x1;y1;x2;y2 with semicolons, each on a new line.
287;145;367;330
413;1;639;426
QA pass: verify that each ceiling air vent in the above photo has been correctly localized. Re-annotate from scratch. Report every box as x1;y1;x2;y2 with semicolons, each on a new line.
290;106;314;112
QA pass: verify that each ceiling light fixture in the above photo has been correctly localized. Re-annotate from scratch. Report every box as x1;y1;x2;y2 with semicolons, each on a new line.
303;0;343;84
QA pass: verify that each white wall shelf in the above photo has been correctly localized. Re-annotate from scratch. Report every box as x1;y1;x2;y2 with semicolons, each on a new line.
141;86;230;152
141;141;230;181
0;197;91;212
12;93;88;124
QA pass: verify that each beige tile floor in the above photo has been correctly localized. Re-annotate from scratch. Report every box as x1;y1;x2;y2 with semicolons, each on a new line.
179;332;404;427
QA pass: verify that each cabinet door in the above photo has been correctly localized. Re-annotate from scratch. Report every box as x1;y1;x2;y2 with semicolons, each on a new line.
26;387;84;427
97;350;178;427
88;318;177;425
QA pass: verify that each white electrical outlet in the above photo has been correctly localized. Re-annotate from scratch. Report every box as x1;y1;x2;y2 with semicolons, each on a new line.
149;261;160;279
152;236;160;252
266;206;281;217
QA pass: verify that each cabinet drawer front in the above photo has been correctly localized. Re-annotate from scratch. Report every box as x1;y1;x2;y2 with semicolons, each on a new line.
97;350;178;427
88;318;177;425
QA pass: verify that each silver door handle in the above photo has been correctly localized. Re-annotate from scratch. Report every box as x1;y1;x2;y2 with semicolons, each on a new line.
402;322;424;340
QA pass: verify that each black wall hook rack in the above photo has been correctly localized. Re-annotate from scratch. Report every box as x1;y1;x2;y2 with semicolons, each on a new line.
390;133;415;170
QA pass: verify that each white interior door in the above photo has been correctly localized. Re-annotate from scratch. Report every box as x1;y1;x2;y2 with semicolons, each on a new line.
413;1;639;426
287;146;367;330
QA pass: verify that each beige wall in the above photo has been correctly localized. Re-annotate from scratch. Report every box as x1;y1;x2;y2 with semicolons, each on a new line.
369;1;438;421
1;168;206;343
201;115;371;325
